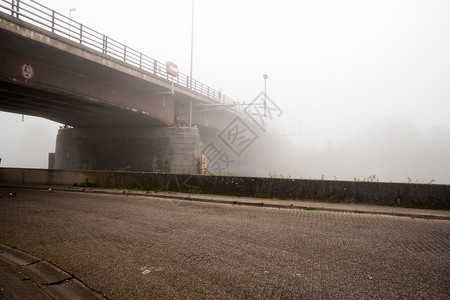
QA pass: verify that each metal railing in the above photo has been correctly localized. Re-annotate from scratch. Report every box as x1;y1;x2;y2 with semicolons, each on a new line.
0;0;241;108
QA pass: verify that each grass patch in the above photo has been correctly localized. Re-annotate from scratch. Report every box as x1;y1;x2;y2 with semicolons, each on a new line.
78;178;97;188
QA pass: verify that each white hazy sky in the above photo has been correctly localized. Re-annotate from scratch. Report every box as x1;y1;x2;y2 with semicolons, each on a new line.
1;0;450;182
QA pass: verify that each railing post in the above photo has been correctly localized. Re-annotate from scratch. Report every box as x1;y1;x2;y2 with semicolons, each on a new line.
11;0;15;17
102;35;107;54
124;45;127;62
153;60;157;74
139;53;142;69
79;24;83;45
16;0;20;18
51;10;55;32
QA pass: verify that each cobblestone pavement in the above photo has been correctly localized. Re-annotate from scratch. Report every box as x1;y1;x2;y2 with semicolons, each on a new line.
0;187;449;299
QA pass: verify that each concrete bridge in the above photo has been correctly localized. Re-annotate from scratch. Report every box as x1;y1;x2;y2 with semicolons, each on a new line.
0;0;247;173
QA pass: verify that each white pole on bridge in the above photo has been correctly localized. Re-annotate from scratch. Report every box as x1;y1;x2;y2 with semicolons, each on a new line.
263;74;268;117
189;0;194;127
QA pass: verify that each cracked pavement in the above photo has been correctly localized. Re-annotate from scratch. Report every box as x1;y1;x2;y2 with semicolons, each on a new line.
0;187;449;299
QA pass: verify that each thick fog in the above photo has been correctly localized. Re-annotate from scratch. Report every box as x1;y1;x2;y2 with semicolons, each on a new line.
1;0;449;183
0;113;59;168
237;118;450;184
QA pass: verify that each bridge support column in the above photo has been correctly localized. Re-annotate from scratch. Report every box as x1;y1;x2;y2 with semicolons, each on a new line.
54;127;200;173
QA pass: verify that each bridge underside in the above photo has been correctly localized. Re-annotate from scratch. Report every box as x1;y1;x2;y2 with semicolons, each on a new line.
0;80;166;127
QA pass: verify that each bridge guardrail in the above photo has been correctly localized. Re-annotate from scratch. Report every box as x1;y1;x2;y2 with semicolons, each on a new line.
0;0;242;109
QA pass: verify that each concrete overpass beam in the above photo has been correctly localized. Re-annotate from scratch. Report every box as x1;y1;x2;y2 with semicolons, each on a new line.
54;127;200;173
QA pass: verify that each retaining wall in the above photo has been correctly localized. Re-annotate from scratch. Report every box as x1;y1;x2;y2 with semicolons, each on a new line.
1;168;448;209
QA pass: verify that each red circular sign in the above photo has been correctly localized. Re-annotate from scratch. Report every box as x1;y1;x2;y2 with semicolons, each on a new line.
20;62;34;79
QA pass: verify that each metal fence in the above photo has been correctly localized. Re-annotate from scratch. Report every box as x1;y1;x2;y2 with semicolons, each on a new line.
0;0;241;108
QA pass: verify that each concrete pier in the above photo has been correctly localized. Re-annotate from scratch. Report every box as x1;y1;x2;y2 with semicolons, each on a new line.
54;127;200;173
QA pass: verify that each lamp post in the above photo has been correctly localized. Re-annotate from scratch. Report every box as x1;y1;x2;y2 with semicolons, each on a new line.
189;0;194;126
69;8;76;39
263;74;268;117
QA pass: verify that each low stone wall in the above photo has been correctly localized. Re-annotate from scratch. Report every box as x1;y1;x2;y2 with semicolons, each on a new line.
1;168;449;209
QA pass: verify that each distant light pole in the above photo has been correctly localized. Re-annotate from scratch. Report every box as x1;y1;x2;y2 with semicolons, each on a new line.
189;0;194;126
263;74;268;117
69;8;76;39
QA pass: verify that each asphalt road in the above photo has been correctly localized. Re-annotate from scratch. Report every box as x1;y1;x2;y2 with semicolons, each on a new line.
0;188;449;299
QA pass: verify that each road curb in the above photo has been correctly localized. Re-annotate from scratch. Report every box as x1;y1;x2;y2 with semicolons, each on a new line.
143;193;450;220
1;184;449;220
61;186;450;221
0;243;105;299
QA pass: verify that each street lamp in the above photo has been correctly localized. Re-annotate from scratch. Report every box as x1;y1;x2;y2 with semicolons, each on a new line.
189;0;194;126
263;74;268;117
69;8;76;39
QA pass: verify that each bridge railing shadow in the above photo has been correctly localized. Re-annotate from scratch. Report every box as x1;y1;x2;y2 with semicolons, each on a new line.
0;0;243;111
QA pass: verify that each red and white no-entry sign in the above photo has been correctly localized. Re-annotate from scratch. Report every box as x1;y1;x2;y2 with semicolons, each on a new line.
166;61;178;77
20;62;34;79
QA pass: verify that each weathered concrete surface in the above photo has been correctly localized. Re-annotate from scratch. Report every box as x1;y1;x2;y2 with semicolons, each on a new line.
0;188;449;299
54;126;200;173
0;168;448;209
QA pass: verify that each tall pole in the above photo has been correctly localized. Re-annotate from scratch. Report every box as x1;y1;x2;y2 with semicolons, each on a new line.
263;74;268;117
264;78;266;116
189;0;194;126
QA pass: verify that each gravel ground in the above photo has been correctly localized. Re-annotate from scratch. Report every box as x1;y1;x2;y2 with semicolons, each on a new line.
0;187;449;299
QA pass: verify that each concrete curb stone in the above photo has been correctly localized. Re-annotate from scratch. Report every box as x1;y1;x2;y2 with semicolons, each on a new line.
41;278;105;300
0;243;105;299
20;261;71;284
0;261;50;300
0;248;41;266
